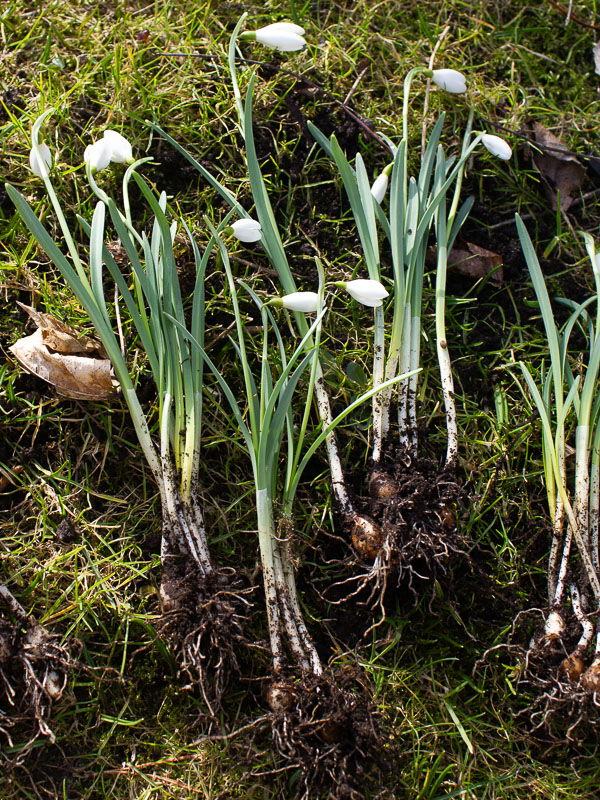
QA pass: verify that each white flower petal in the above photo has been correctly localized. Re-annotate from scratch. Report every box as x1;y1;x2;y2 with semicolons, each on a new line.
370;173;389;204
103;129;133;163
345;279;389;308
431;68;467;94
231;218;263;243
29;142;52;179
84;139;112;172
481;133;512;161
259;22;305;35
281;291;319;313
255;25;306;51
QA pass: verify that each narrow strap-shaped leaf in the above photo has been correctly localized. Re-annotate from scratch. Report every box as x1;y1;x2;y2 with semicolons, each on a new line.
418;114;445;201
244;75;294;292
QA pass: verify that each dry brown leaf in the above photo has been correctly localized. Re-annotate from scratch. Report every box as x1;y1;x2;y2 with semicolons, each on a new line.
530;121;585;211
0;466;25;493
427;241;503;285
17;303;108;356
10;319;115;400
593;42;600;75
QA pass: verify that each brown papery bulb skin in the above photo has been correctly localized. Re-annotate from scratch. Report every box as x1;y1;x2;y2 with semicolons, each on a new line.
581;659;600;693
349;514;384;561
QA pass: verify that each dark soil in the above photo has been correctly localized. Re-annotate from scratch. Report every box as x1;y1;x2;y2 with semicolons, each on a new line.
266;667;391;800
0;612;77;763
157;557;247;715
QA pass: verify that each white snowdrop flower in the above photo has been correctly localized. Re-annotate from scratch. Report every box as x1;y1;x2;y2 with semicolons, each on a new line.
370;173;389;204
29;141;52;179
84;138;113;172
481;133;512;161
337;279;389;308
254;22;306;52
103;129;133;164
280;291;319;312
431;68;467;94
230;218;263;243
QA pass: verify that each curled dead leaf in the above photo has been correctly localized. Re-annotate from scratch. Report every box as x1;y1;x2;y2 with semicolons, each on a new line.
529;121;585;211
9;310;116;400
17;303;108;357
427;241;503;285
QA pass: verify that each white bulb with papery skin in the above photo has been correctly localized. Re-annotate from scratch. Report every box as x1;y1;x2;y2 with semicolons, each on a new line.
370;173;388;204
84;139;113;172
344;279;389;308
29;142;52;179
281;291;319;313
431;69;467;94
255;22;306;51
103;129;133;163
231;218;262;243
481;133;512;161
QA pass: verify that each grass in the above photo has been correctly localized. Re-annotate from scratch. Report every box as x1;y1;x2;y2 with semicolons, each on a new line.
3;0;600;797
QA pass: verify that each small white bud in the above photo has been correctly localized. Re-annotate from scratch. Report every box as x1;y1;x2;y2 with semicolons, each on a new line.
29;141;52;179
481;133;512;161
431;68;467;94
337;279;389;308
230;218;262;243
84;139;113;172
103;129;133;164
254;22;306;52
281;291;319;312
370;173;389;204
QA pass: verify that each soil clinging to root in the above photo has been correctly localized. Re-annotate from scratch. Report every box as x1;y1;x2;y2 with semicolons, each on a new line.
0;612;76;761
266;667;388;800
157;558;248;716
514;613;600;742
338;447;466;611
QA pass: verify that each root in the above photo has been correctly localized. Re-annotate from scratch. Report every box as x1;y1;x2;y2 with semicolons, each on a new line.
333;448;465;616
157;559;248;716
478;607;600;742
266;668;387;800
0;609;77;763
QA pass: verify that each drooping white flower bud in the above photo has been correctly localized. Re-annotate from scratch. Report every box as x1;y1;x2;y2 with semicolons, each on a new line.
254;22;306;52
280;291;319;312
229;218;262;243
335;279;389;308
370;173;389;204
431;68;467;94
103;129;133;164
29;141;52;179
84;138;113;172
481;133;512;161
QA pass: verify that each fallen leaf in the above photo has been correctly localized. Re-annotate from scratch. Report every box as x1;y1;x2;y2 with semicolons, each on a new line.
593;42;600;75
529;121;585;211
10;310;115;400
427;241;503;285
0;465;25;493
17;303;108;357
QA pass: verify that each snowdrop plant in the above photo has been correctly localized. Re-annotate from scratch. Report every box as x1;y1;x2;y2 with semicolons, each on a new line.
8;111;240;702
173;229;410;680
515;218;600;691
309;69;512;468
149;13;381;535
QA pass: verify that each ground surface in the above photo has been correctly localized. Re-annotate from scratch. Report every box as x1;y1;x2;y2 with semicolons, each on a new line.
2;0;600;797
